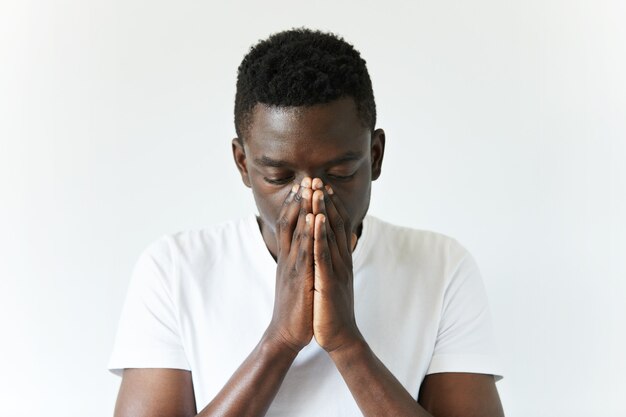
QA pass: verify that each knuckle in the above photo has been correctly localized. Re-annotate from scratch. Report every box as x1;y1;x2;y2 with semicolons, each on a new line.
297;248;308;265
334;217;345;232
277;216;290;231
288;265;298;279
321;249;332;264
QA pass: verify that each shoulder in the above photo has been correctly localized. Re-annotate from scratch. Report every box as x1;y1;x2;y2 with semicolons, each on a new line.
365;215;472;266
361;215;481;292
137;215;256;276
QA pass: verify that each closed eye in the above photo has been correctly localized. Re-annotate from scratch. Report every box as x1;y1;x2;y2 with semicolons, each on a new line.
327;172;356;181
263;176;294;185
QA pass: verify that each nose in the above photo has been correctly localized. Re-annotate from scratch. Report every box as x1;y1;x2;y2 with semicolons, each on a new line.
296;174;325;189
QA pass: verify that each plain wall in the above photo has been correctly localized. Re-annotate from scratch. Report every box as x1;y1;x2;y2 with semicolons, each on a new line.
1;0;624;416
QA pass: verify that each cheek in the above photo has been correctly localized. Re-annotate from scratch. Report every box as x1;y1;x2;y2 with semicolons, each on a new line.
250;183;291;230
333;179;371;224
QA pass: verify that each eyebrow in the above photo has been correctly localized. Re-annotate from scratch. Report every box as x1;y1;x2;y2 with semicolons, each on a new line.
254;151;364;168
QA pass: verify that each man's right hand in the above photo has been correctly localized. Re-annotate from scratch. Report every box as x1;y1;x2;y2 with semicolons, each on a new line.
265;178;315;353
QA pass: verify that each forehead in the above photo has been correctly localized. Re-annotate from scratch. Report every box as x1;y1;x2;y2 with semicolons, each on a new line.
245;97;370;162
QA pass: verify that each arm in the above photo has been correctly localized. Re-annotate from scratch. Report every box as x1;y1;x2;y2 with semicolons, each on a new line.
114;183;316;417
112;345;505;417
195;331;298;416
114;334;298;417
418;372;505;417
330;340;433;417
312;182;504;416
114;369;196;417
330;341;505;416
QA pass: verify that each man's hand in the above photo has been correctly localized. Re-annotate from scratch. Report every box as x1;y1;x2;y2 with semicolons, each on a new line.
265;180;316;353
310;178;363;353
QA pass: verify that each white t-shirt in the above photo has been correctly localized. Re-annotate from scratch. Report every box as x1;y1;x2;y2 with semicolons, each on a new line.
109;214;503;416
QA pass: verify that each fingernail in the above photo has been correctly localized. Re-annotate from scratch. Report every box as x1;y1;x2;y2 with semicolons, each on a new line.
291;183;300;193
301;177;311;188
306;213;312;223
325;185;334;195
312;178;323;190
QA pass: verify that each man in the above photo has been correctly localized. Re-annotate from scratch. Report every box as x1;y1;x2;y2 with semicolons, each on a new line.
110;28;505;416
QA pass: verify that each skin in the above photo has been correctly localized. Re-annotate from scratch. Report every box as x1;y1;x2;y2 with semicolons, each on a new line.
113;97;505;417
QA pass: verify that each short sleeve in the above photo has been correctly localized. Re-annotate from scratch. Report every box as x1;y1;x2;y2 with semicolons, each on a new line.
426;248;503;381
108;236;190;376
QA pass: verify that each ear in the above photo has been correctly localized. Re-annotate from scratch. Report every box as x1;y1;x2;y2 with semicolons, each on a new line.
232;138;252;188
370;128;386;181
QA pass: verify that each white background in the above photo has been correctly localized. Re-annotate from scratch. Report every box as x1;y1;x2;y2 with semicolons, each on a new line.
1;1;624;416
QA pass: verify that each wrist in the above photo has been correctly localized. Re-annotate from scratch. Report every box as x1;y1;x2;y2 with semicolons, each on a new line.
327;334;369;364
260;327;304;359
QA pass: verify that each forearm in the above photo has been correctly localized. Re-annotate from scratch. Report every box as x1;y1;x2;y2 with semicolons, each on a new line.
330;339;433;417
197;330;298;417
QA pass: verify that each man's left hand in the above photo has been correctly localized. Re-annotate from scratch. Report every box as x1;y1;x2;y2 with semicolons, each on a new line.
310;178;363;353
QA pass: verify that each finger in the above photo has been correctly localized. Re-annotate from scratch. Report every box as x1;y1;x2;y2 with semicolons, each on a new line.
276;183;301;256
325;185;353;248
311;177;324;191
314;214;333;284
316;187;349;259
296;213;315;275
312;184;323;216
313;189;347;262
291;186;313;254
301;176;312;189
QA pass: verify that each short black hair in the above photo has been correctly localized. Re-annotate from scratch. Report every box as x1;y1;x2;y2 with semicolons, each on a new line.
234;27;377;140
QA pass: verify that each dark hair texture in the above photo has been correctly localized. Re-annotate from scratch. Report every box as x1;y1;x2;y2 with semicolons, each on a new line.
234;28;376;140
